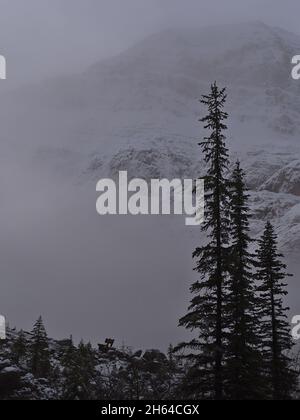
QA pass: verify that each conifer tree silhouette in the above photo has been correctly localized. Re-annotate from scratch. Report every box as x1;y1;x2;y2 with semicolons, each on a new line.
256;222;297;400
30;316;51;378
225;162;265;400
178;83;231;400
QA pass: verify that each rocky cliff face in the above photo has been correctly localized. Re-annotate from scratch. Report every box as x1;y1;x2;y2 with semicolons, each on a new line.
1;22;300;251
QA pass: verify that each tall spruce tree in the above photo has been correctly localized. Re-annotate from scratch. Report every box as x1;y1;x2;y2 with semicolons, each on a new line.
256;222;296;400
225;162;264;400
178;83;231;400
30;316;51;378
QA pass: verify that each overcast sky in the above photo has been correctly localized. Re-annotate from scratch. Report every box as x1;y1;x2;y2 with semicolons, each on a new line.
0;0;300;87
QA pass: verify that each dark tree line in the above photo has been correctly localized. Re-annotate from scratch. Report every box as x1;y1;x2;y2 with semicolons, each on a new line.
0;319;184;400
177;83;297;400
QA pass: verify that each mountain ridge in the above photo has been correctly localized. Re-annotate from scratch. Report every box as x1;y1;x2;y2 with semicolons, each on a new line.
0;21;300;253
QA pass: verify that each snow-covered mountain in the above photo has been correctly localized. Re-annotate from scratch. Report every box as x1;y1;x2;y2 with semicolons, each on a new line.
3;22;299;249
1;21;300;347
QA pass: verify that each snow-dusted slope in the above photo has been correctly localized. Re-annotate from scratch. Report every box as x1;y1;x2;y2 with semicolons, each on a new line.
1;22;300;151
0;21;300;252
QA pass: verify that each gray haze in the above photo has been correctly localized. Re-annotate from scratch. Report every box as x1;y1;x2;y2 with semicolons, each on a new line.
1;0;300;87
0;1;300;350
